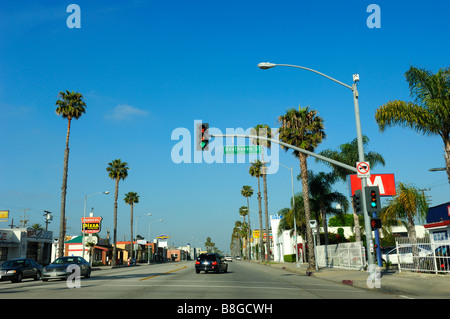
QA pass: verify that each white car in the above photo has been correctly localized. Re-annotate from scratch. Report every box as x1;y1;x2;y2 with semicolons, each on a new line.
224;256;232;262
382;245;432;265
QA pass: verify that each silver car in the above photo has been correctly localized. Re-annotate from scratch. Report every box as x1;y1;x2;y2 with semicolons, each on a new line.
42;256;91;281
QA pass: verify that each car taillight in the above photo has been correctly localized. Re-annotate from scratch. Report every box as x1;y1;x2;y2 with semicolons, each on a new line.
195;261;200;265
212;261;217;266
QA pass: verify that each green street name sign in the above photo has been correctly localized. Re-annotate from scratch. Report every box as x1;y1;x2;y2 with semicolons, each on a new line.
224;145;262;155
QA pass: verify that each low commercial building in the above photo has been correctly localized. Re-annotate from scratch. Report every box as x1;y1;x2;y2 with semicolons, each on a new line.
0;228;53;265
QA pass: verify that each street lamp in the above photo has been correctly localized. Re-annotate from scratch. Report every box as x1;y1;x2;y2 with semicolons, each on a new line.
134;213;152;260
258;62;375;266
82;191;109;259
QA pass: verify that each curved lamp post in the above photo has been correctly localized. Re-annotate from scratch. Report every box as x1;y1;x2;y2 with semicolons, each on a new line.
258;62;376;267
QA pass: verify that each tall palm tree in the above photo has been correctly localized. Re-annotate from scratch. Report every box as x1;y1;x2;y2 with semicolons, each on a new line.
124;191;140;259
253;124;272;261
239;206;249;259
249;160;264;261
300;170;349;246
318;136;385;242
241;186;253;259
106;159;129;267
375;65;450;184
278;106;325;270
55;90;86;257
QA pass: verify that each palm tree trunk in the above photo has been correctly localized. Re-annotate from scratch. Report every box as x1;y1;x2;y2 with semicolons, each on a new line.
58;118;71;258
299;154;315;270
246;197;251;260
352;197;362;242
257;177;263;262
112;178;119;267
130;203;134;260
445;138;450;185
262;173;270;261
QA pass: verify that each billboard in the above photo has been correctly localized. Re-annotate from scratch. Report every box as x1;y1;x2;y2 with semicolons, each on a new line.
81;216;102;233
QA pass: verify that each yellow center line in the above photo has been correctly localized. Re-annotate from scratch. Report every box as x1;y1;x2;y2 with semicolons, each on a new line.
139;265;187;281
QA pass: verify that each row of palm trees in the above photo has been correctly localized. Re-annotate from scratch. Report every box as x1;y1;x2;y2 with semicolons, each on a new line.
230;65;449;270
55;90;142;267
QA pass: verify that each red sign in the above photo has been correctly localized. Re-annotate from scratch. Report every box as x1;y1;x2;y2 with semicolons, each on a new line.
349;174;396;196
81;216;102;234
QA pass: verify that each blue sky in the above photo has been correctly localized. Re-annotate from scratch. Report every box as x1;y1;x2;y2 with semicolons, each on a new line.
1;0;449;252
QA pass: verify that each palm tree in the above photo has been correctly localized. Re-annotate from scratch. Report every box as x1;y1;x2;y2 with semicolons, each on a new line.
375;66;450;184
106;159;129;267
55;90;86;257
239;206;250;259
278;106;325;270
299;170;349;246
253;124;272;261
249;160;264;261
380;182;428;265
241;185;253;258
124;191;140;259
317;136;385;242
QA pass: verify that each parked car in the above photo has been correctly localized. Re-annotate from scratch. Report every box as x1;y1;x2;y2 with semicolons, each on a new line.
224;255;233;262
419;245;450;271
195;253;228;274
382;245;432;265
42;256;91;281
0;258;43;283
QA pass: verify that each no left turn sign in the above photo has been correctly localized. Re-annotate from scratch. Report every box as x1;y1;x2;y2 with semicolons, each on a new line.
356;161;370;178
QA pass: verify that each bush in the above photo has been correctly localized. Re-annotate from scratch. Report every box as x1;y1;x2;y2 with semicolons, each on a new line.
283;254;296;262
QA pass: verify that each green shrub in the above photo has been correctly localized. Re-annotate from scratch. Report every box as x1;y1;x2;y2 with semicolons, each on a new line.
283;254;296;262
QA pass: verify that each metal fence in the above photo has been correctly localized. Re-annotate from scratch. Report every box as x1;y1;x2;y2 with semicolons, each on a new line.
316;241;366;270
391;237;450;274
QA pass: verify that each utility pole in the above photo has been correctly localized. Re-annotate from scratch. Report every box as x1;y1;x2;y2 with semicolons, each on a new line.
19;208;31;228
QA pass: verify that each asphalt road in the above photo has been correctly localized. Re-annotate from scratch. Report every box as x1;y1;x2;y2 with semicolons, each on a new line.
0;260;403;300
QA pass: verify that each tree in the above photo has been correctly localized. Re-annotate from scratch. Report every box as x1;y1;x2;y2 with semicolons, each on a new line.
317;136;385;242
124;191;140;259
278;106;325;270
380;182;429;265
55;90;86;257
249;160;264;261
205;237;216;253
300;170;349;246
241;185;253;259
375;66;450;184
106;159;129;267
252;124;272;261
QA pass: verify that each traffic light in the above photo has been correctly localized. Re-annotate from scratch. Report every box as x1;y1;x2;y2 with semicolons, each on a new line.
365;186;381;213
371;218;382;230
196;123;209;151
353;189;362;214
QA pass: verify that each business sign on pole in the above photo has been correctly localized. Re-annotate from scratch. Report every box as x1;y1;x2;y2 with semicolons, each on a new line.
0;210;8;222
81;216;102;234
349;174;396;196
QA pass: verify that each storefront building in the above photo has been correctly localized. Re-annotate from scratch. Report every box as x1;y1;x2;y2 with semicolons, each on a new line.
0;228;53;265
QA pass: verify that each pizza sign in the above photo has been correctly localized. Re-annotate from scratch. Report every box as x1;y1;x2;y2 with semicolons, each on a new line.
81;217;102;233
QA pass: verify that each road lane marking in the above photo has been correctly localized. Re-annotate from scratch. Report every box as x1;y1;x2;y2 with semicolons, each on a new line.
139;266;187;281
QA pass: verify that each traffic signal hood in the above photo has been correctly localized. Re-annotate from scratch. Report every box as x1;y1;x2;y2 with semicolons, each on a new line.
365;186;381;213
196;123;209;151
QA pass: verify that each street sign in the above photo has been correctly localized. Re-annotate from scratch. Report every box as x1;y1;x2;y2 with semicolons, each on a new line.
356;161;370;178
224;145;262;155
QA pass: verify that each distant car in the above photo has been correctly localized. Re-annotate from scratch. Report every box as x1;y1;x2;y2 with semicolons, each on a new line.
382;245;432;265
224;256;232;262
0;258;43;283
195;253;228;274
235;256;242;260
42;256;91;281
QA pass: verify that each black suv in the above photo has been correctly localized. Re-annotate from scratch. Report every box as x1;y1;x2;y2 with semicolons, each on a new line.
195;253;228;274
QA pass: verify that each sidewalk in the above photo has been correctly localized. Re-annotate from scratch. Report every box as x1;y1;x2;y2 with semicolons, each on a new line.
258;261;450;298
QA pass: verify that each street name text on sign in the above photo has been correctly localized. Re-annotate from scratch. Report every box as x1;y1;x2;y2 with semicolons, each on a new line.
224;145;262;155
